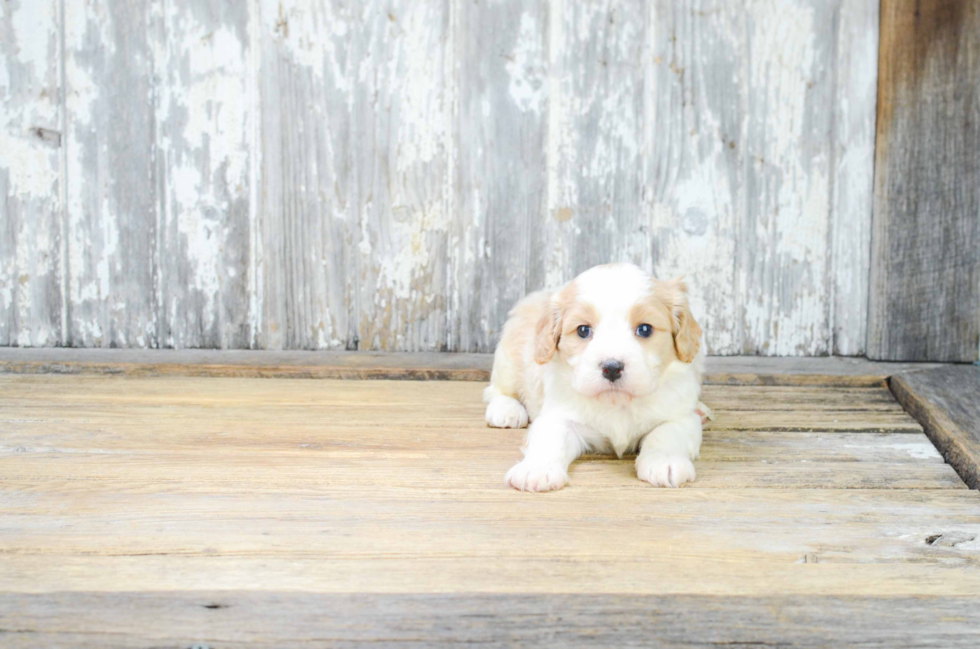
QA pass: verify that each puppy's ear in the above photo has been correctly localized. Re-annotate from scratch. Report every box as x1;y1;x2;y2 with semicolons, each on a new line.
534;302;562;365
656;277;702;363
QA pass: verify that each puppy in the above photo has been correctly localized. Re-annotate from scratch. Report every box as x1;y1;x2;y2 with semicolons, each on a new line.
484;263;705;492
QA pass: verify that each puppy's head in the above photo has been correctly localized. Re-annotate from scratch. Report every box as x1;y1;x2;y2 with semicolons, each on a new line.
535;264;701;403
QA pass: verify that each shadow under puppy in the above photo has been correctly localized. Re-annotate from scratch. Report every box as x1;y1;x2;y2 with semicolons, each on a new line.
485;263;709;492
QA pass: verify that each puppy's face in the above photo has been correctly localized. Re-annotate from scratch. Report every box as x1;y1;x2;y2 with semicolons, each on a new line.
535;264;701;404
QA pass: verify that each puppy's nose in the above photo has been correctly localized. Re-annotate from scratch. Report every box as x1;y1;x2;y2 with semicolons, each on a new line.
601;359;625;383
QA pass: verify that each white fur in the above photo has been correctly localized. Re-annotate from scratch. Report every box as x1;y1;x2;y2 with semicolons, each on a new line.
485;264;705;492
484;389;530;429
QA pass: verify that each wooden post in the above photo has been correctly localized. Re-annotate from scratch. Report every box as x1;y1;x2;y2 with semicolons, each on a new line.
869;0;980;362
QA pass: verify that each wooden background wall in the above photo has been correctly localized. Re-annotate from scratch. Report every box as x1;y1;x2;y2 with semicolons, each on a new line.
869;0;979;363
1;0;879;354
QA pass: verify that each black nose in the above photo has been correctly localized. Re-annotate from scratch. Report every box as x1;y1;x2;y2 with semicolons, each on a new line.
601;359;625;382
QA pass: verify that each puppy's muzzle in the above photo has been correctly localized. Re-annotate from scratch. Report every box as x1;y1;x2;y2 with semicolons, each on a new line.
600;359;625;383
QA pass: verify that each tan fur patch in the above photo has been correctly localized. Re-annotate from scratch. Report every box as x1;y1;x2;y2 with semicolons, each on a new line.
652;277;702;362
628;298;677;363
557;299;599;359
534;280;578;364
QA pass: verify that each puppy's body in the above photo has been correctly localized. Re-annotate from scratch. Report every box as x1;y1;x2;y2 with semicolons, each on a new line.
485;263;705;491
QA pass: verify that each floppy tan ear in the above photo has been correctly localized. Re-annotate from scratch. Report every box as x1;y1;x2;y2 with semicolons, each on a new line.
533;302;562;365
656;277;702;363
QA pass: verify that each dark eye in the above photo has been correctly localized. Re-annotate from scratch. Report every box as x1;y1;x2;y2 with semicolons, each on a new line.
635;324;653;338
577;325;592;339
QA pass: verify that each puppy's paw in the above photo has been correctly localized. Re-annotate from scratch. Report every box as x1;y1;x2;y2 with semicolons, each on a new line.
636;454;697;488
485;396;529;429
505;460;568;492
696;401;714;426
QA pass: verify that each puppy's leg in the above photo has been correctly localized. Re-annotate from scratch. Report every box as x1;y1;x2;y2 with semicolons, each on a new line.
636;412;702;488
505;414;586;492
484;385;529;429
695;401;714;425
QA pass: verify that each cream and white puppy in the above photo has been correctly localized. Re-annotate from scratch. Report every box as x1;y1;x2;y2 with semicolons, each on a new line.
484;263;705;492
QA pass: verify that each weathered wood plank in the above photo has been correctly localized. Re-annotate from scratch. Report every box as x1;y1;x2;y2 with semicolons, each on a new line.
256;0;353;350
0;348;948;383
868;0;980;362
640;0;743;353
154;0;254;349
7;485;978;513
891;366;980;489
0;399;922;433
707;410;922;433
0;375;905;411
702;385;904;410
450;0;547;352
3;593;979;649
2;554;980;596
6;488;976;562
0;428;940;464
0;452;962;491
537;0;646;282
0;0;63;347
63;0;158;347
349;0;452;351
521;0;878;357
698;431;942;463
831;0;878;355
738;0;836;355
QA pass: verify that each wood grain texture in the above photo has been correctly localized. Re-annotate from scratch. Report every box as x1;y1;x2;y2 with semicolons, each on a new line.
0;0;63;347
0;1;880;354
63;0;159;348
1;372;978;645
0;348;949;384
349;0;453;352
3;593;980;649
450;0;546;352
257;0;353;351
831;0;878;355
890;365;980;489
154;0;254;349
869;0;980;362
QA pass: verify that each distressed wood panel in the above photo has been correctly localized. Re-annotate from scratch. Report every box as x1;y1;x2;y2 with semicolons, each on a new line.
891;366;980;489
538;0;647;287
642;0;743;353
831;0;877;355
153;0;254;349
517;0;877;356
256;0;353;350
737;0;835;355
4;593;980;649
868;0;980;362
349;0;452;351
0;0;63;347
451;0;548;352
63;0;158;347
1;0;880;353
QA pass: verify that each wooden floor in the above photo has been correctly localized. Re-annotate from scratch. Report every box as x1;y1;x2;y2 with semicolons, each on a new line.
2;373;980;647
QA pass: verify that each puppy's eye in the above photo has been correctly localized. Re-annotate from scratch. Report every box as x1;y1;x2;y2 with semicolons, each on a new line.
635;323;654;338
577;325;592;339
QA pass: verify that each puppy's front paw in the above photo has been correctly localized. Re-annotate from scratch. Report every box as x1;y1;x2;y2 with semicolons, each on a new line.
696;401;714;426
505;460;568;492
485;396;529;429
636;454;696;488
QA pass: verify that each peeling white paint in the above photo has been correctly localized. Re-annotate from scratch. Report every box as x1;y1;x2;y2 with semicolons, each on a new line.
1;0;879;353
506;13;546;114
0;0;63;346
